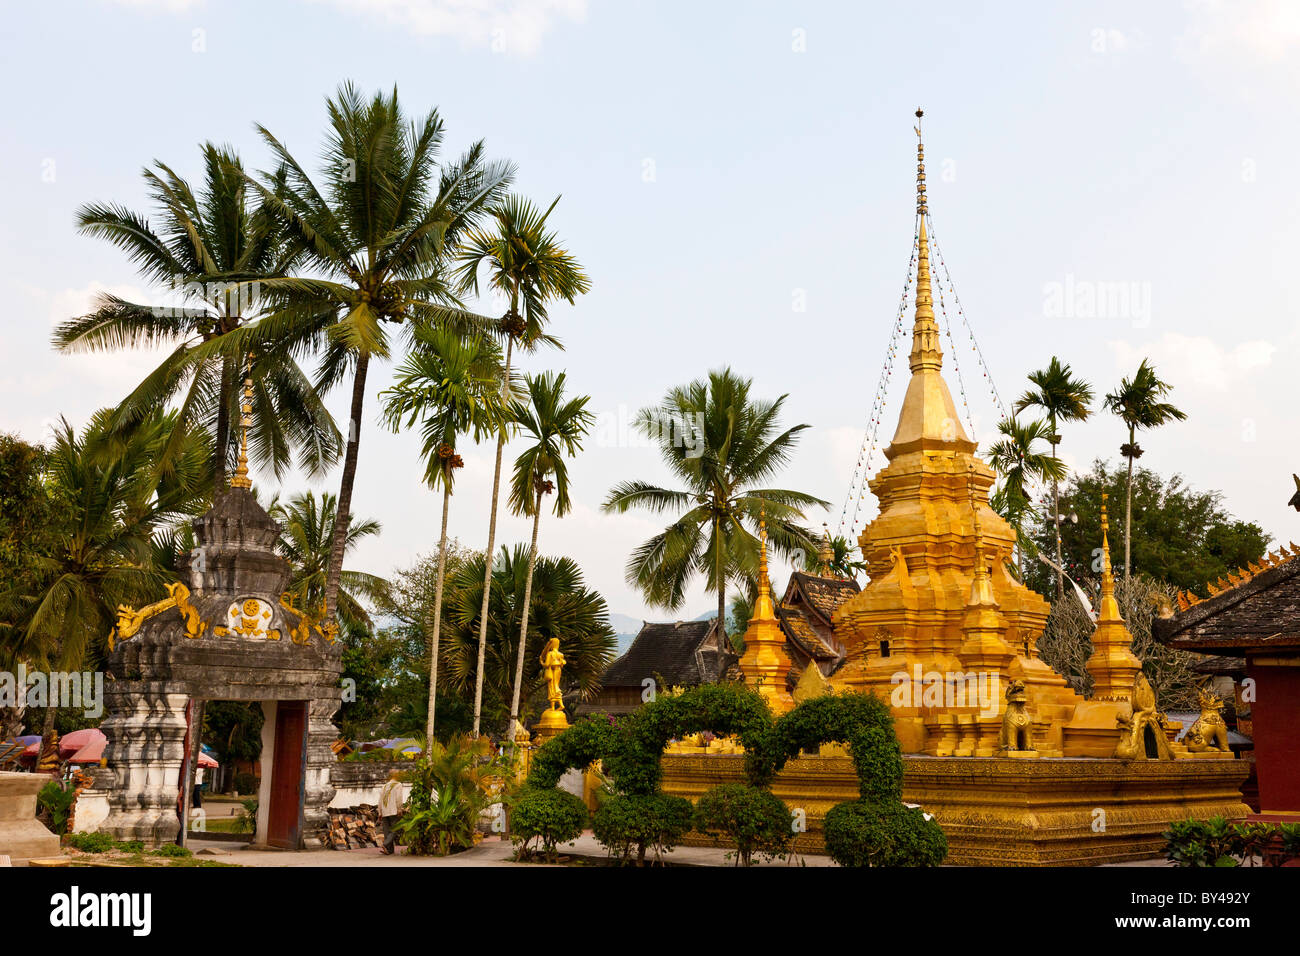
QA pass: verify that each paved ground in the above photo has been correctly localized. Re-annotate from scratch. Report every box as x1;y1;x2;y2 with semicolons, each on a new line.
186;832;838;867
186;833;1170;867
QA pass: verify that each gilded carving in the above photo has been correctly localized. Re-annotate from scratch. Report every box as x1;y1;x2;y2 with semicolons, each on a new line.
1184;688;1231;753
999;679;1035;753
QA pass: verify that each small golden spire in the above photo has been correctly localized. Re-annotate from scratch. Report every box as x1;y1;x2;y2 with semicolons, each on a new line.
1097;492;1122;621
230;353;254;489
914;108;927;216
753;501;775;620
818;522;834;576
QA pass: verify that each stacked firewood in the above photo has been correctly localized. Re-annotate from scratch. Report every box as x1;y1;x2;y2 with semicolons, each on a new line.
321;805;381;849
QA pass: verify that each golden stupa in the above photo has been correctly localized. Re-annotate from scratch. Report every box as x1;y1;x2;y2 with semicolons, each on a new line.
661;112;1251;864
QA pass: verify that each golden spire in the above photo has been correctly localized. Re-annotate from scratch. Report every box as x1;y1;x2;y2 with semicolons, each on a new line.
909;109;942;375
753;501;775;620
966;467;996;607
818;522;834;576
1097;492;1122;622
887;109;970;457
230;353;254;489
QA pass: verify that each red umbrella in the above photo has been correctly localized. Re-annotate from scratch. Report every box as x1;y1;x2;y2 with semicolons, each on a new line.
68;738;106;764
59;728;106;757
198;751;218;769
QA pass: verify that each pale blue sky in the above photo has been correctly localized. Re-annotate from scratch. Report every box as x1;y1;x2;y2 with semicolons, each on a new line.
2;0;1297;622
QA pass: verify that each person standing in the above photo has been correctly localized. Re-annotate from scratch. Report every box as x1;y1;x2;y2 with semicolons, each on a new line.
379;770;404;855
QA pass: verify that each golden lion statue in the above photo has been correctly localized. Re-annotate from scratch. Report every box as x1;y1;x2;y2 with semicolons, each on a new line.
1184;688;1231;753
999;679;1035;752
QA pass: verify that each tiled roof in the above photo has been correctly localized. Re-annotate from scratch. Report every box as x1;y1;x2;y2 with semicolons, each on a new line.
788;572;860;625
778;605;839;661
598;619;731;688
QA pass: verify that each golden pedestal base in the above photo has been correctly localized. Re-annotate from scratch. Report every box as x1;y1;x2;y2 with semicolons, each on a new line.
533;706;570;742
661;753;1250;866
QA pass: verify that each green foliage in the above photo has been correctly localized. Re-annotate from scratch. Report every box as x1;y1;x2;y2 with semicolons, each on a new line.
759;692;903;801
526;716;619;790
591;794;694;866
37;781;77;835
1163;817;1300;867
607;683;774;795
397;733;509;856
151;843;192;858
235;798;257;835
823;800;947;867
1026;462;1269;597
204;701;263;775
509;786;588;863
233;772;259;796
66;831;116;853
693;783;792;866
601;367;828;624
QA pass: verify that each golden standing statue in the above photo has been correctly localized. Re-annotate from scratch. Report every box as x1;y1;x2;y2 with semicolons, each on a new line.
536;637;569;734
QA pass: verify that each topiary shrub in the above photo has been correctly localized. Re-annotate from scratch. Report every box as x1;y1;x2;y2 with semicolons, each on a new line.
510;786;589;863
605;683;774;795
591;793;694;866
823;800;947;867
693;783;792;866
233;772;259;796
526;716;620;790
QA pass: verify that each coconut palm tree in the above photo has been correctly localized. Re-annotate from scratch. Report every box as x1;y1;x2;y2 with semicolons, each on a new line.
1103;359;1187;582
1014;358;1094;599
602;368;828;628
268;490;388;634
986;416;1065;575
380;327;509;742
445;547;616;733
454;195;591;735
504;371;594;736
3;410;210;757
52;144;341;494
228;82;513;628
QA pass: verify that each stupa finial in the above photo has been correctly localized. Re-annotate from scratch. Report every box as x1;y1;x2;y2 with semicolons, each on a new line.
908;111;942;375
230;353;254;489
754;500;775;619
1097;491;1122;621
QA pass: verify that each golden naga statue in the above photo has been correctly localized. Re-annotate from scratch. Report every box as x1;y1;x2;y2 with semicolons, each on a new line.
111;581;204;650
540;638;567;711
1114;673;1173;760
999;679;1035;752
1184;688;1231;753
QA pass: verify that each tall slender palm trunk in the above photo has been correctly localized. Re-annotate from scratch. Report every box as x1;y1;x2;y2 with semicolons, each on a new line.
1051;417;1063;600
1124;425;1135;585
715;513;725;640
179;699;205;847
324;354;370;622
472;337;514;736
508;488;543;732
425;477;453;745
214;356;231;495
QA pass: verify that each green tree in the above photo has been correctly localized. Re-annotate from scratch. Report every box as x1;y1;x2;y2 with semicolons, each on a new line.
1103;359;1188;583
53;144;340;493
381;328;509;742
1014;358;1094;599
986;416;1065;573
239;82;512;626
455;195;591;736
1026;461;1269;599
602;368;827;629
505;371;594;735
445;547;616;735
268;490;387;633
3;411;210;753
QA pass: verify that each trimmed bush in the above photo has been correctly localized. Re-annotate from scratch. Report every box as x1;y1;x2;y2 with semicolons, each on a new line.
694;783;792;866
592;793;693;866
510;786;589;863
823;800;947;867
526;716;620;790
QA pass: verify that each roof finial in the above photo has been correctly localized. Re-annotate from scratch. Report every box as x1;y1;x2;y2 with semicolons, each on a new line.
230;352;254;490
1097;491;1122;621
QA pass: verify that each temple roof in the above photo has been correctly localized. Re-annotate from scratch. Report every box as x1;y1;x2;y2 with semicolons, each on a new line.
1153;544;1300;654
778;605;839;661
598;619;733;688
784;571;860;626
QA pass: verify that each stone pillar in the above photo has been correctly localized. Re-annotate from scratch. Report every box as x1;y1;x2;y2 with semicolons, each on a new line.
98;686;189;844
0;771;61;865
